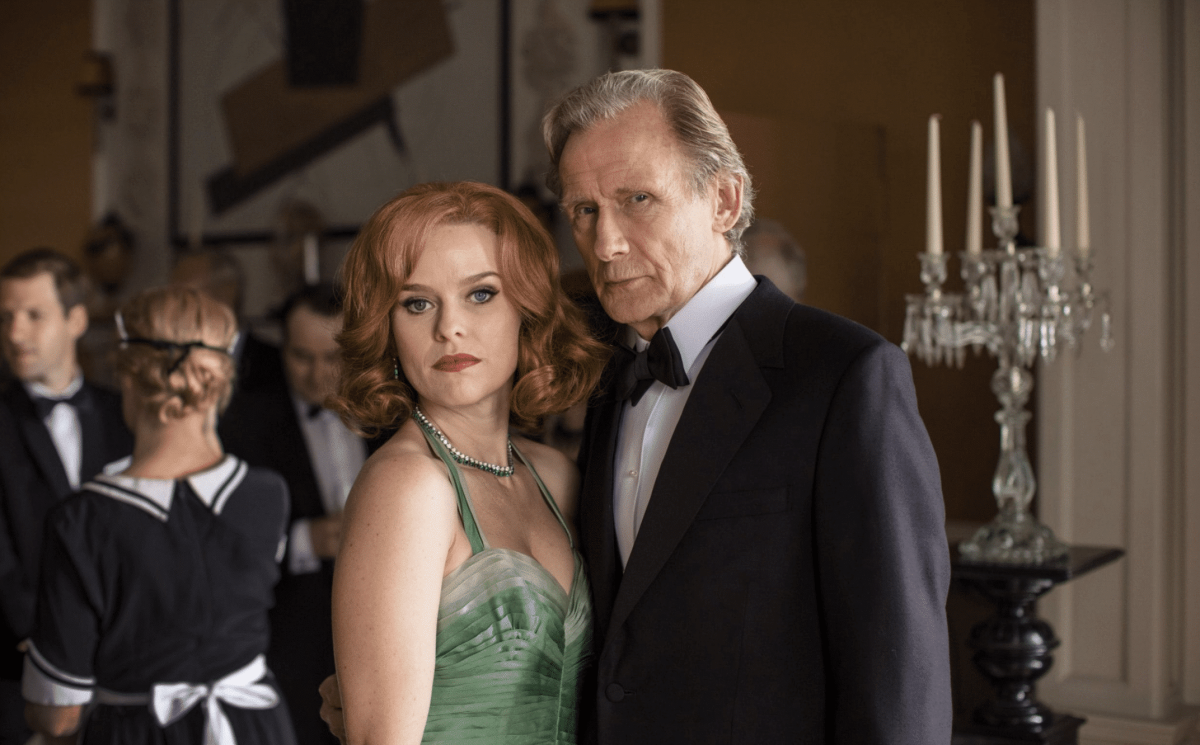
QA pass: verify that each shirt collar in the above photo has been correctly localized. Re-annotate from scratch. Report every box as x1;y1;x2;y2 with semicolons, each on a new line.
25;372;84;402
293;394;325;421
88;454;246;518
627;255;758;372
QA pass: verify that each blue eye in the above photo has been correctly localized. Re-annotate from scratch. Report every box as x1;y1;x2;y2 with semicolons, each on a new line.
631;193;648;203
403;298;431;314
470;288;497;304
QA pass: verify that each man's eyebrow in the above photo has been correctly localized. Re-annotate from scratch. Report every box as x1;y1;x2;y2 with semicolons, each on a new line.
560;194;589;210
563;184;648;207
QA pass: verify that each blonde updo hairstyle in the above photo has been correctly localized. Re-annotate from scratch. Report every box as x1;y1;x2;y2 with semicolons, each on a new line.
115;287;239;421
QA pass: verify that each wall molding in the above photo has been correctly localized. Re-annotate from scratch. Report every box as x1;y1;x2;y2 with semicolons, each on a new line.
1036;0;1199;727
1080;711;1200;745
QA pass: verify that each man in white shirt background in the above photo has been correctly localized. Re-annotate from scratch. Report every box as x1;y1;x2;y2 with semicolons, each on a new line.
220;282;370;745
0;247;132;744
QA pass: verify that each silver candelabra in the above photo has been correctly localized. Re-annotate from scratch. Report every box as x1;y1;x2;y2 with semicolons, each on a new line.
902;205;1112;564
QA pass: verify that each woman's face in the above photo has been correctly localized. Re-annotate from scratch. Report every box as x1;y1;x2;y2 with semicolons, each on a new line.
391;222;522;411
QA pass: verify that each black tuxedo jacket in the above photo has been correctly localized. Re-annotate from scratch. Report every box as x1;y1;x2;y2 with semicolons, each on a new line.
219;383;370;745
0;382;132;680
578;279;952;744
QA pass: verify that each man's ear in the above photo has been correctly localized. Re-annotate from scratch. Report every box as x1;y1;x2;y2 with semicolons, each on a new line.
65;303;88;342
712;174;744;236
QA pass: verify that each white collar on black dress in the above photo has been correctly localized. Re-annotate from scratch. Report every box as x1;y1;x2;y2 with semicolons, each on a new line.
83;455;248;521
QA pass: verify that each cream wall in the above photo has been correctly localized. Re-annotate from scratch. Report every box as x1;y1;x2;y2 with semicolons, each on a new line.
1036;1;1200;742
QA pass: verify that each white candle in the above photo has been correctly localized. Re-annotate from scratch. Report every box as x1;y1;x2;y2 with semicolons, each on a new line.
926;114;943;256
1043;108;1060;256
967;120;983;255
303;233;319;285
1076;114;1090;257
993;73;1013;209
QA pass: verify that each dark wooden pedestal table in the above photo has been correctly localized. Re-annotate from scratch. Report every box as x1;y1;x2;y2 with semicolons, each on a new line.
951;545;1124;745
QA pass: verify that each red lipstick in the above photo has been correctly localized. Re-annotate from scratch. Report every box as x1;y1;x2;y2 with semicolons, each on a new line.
433;354;480;372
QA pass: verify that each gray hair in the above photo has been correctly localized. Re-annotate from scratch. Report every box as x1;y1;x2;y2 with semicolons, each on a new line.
542;69;756;251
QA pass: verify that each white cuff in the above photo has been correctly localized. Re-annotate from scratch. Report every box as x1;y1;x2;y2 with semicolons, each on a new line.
287;520;321;575
22;642;93;706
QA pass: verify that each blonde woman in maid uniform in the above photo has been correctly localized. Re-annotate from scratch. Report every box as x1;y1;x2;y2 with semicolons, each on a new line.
22;287;297;745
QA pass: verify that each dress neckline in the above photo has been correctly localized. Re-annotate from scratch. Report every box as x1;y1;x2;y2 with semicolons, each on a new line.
417;426;578;597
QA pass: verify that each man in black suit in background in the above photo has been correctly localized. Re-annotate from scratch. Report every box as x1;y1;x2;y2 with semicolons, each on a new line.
221;284;368;745
542;69;953;744
0;248;132;744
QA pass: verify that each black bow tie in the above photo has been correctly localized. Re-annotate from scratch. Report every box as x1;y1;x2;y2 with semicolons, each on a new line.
31;386;90;419
615;327;690;406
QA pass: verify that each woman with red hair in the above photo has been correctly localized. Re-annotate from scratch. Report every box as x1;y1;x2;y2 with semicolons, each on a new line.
329;181;609;744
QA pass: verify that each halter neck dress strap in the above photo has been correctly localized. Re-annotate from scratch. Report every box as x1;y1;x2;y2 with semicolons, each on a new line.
417;425;487;554
417;424;575;554
510;444;575;550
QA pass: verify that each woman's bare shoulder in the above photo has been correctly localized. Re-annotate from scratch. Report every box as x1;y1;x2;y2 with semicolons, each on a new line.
346;427;454;518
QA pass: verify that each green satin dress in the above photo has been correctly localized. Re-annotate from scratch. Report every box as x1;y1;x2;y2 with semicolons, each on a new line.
419;427;592;744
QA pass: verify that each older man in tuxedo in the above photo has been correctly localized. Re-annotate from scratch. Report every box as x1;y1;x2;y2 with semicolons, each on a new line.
543;69;952;744
0;248;132;744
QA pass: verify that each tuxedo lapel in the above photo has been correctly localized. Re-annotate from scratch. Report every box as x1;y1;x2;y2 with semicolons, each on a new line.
8;389;72;499
579;377;624;640
77;384;111;481
269;393;325;519
606;316;773;645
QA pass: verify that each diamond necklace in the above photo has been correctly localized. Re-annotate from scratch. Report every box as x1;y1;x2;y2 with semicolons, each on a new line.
412;405;515;477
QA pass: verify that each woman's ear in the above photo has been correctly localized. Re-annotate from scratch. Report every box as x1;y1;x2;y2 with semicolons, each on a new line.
160;396;185;423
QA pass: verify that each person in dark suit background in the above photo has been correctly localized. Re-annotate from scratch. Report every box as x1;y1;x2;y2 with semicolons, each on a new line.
221;283;369;745
0;248;133;744
538;69;953;744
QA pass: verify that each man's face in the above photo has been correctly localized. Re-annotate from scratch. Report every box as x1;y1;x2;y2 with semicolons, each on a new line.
558;101;741;340
283;305;343;407
0;272;86;391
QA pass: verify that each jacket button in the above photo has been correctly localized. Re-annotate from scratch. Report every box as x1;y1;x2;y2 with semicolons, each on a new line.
605;683;625;702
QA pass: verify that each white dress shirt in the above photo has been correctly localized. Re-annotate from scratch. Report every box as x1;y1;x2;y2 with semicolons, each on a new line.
288;397;366;574
613;256;758;567
26;374;85;490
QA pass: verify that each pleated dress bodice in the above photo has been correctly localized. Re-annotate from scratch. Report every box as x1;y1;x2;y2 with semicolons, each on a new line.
419;428;592;744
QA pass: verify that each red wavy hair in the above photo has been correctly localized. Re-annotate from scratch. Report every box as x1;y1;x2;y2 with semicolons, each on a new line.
331;181;610;436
